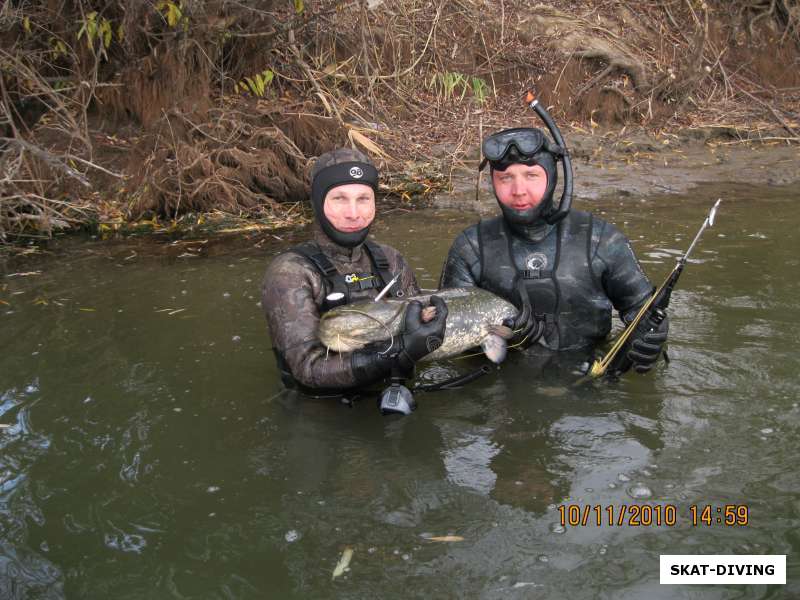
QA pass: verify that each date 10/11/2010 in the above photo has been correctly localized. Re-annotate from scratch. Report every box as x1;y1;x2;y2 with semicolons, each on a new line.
557;504;750;528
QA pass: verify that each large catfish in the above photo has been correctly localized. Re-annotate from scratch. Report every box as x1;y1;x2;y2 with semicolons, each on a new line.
317;287;517;363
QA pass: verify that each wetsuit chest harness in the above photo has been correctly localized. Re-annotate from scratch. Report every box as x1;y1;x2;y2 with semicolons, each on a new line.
477;211;609;350
478;217;562;344
272;240;400;397
291;240;402;311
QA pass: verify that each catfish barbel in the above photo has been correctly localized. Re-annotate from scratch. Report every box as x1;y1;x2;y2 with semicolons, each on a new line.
317;287;517;363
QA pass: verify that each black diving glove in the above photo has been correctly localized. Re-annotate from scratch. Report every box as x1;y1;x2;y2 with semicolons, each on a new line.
350;295;448;382
395;295;449;370
625;310;669;373
503;279;542;348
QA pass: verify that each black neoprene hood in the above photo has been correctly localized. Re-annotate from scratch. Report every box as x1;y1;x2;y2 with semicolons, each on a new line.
310;148;379;247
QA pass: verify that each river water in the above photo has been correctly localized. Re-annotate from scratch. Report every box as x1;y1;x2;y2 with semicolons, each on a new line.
1;183;798;598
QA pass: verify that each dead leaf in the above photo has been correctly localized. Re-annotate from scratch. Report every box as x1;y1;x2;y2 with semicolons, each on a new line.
347;128;392;161
332;546;353;579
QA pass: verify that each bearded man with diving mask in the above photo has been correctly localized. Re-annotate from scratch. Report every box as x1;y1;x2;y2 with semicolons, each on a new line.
440;123;668;374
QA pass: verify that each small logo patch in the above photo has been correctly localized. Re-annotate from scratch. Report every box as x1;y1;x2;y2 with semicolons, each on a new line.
344;273;374;284
349;166;364;178
426;336;443;353
526;253;548;271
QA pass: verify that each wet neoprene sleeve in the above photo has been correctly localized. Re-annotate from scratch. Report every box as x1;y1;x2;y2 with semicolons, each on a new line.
439;231;481;288
593;220;653;315
349;350;395;383
264;252;366;389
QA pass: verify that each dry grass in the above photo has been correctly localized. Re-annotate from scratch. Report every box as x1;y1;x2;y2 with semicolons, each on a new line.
1;0;799;241
126;104;341;219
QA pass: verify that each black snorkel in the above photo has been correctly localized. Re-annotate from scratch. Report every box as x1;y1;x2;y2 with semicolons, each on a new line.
525;91;573;224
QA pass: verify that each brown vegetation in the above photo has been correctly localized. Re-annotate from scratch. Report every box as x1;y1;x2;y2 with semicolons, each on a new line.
128;107;342;219
1;0;799;242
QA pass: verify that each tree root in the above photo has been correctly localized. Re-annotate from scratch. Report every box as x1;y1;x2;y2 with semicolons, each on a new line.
527;5;650;91
127;105;346;219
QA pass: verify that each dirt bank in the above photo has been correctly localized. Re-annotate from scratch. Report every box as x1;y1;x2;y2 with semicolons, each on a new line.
436;127;800;213
2;1;799;242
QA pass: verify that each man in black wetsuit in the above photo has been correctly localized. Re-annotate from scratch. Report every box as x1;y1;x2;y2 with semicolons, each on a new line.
439;126;668;373
262;148;447;395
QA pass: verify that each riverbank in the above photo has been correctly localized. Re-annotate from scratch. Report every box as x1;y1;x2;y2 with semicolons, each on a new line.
2;135;796;268
3;92;797;247
2;1;799;242
437;126;800;213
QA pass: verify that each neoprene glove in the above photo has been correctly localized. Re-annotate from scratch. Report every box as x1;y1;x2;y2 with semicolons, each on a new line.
350;295;448;383
626;311;669;373
503;279;542;347
395;295;449;370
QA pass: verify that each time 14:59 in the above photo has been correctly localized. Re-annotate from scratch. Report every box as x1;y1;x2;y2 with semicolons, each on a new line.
690;504;749;526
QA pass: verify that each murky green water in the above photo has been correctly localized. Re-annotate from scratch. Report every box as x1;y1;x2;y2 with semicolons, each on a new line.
1;183;798;598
